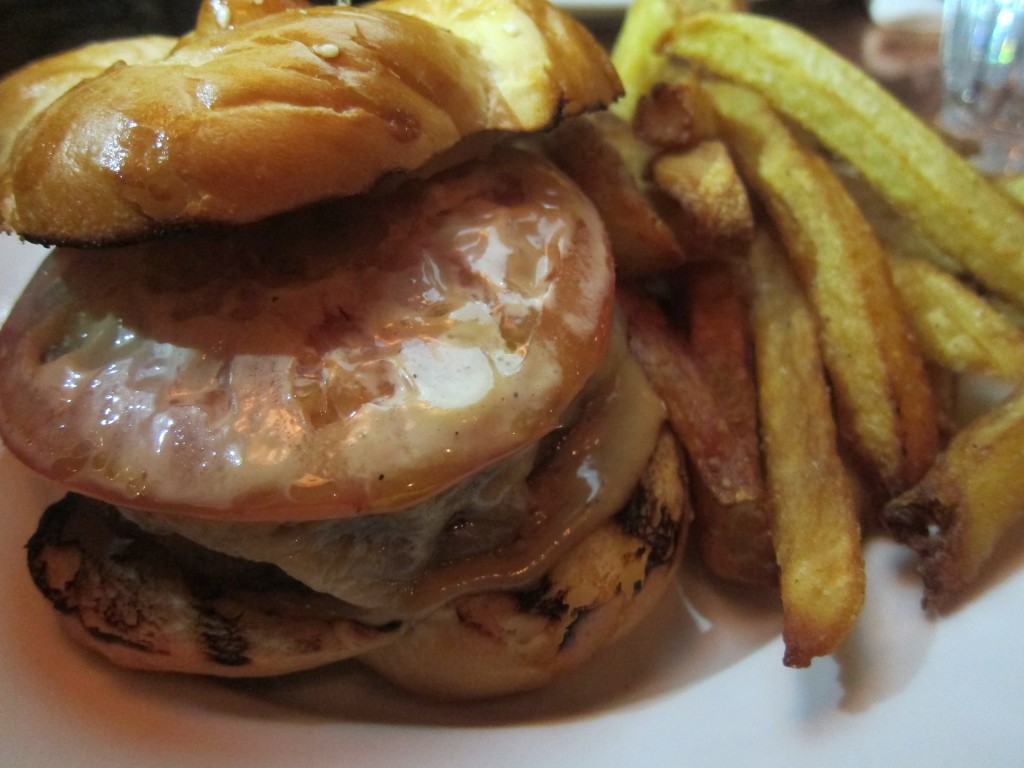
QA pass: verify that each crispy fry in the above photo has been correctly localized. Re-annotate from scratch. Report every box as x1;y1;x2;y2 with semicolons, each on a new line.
632;74;718;149
683;262;775;586
996;173;1024;207
748;229;864;667
703;80;937;492
611;0;745;120
666;11;1024;309
891;257;1024;380
610;0;682;121
544;115;684;277
843;167;1024;359
883;385;1024;611
837;164;964;275
618;285;761;506
651;140;754;258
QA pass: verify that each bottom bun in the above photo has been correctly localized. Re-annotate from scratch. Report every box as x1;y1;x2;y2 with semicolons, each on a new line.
359;428;691;699
27;494;405;677
26;428;690;700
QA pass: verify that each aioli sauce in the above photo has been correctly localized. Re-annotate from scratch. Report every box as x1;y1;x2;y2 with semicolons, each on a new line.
0;150;614;520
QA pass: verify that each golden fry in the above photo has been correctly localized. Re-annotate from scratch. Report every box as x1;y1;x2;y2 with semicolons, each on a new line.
704;80;937;492
618;285;761;506
996;173;1024;207
884;385;1024;611
610;0;745;120
544;115;684;277
651;140;754;258
838;164;963;275
891;257;1024;380
684;262;775;586
749;229;864;667
610;0;683;120
632;74;719;149
667;11;1024;309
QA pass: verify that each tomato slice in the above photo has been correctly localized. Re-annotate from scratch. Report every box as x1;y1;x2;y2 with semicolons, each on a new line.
0;150;614;520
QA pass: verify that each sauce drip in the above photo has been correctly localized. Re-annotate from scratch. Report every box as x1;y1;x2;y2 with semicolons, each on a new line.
0;150;614;521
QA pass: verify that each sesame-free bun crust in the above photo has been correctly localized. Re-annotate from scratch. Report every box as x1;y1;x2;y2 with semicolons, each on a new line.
0;36;177;201
360;429;691;700
27;429;690;699
0;0;621;245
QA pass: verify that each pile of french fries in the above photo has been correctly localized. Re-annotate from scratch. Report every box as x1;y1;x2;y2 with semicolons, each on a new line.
546;0;1024;667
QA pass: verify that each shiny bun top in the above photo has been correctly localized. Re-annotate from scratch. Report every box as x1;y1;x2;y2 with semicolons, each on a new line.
0;0;621;245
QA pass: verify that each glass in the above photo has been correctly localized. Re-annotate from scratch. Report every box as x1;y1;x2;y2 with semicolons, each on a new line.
940;0;1024;171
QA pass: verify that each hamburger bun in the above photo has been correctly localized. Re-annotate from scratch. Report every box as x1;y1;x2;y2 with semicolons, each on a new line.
0;0;620;245
0;0;690;700
28;429;688;699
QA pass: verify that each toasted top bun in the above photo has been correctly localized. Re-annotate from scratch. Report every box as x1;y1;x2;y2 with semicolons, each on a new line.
0;36;177;197
0;0;621;245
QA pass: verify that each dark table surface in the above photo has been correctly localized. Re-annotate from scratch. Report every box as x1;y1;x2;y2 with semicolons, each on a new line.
587;0;942;126
0;0;942;120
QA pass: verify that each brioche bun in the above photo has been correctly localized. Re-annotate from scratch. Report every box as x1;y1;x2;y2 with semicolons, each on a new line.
29;429;688;698
0;0;620;245
2;0;689;701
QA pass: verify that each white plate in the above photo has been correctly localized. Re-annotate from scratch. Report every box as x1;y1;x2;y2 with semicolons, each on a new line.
1;232;1023;767
555;0;628;14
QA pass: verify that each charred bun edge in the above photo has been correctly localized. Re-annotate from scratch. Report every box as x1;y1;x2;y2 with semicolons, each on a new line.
26;494;405;677
360;428;691;700
26;429;690;699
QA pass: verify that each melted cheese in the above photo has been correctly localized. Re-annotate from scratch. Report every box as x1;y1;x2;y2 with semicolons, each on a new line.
123;322;666;621
0;150;614;520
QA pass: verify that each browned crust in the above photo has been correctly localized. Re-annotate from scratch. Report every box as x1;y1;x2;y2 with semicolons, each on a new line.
27;494;403;676
0;0;621;245
359;428;692;699
25;428;690;698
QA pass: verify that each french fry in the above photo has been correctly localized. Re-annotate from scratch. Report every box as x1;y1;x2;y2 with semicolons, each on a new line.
618;285;761;506
610;0;675;121
996;173;1024;207
666;11;1024;309
845;167;1024;368
837;164;964;276
587;111;661;187
749;228;864;667
683;262;776;586
651;140;754;258
632;74;719;149
544;115;684;277
610;0;745;120
883;385;1024;611
703;80;938;492
890;256;1024;380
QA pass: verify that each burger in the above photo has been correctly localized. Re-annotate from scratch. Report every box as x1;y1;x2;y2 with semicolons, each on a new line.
0;0;691;699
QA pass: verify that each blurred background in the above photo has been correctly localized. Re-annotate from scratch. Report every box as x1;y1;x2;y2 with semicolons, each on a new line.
0;0;938;121
0;0;196;74
0;0;863;74
0;0;629;74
